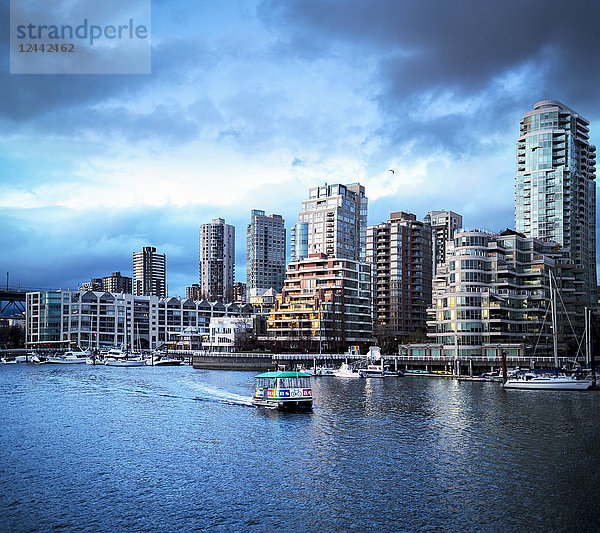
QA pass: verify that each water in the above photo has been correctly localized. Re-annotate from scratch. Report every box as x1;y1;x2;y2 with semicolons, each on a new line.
1;365;599;532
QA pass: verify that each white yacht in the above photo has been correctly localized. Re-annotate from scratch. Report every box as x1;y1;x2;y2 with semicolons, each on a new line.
104;348;146;367
148;353;182;366
332;363;362;378
105;358;145;367
504;372;592;390
359;364;402;378
47;350;89;364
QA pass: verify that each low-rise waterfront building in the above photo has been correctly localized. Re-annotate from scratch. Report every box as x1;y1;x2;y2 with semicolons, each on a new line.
248;288;277;316
266;254;373;352
202;316;254;353
26;290;252;351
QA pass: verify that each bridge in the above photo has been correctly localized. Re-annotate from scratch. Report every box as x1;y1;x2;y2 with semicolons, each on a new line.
0;287;36;320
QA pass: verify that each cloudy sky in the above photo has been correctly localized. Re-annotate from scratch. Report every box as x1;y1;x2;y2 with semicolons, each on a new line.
2;0;599;296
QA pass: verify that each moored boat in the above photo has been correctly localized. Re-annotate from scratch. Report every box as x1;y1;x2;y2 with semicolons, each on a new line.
503;372;592;390
104;348;146;367
252;371;313;411
359;364;403;378
47;350;89;364
332;363;362;378
146;351;182;366
105;357;146;367
504;272;593;391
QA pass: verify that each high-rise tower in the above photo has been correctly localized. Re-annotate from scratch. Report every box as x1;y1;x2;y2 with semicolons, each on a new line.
199;218;235;302
290;182;368;261
424;210;462;277
246;210;286;295
367;212;433;337
515;100;597;305
133;246;166;298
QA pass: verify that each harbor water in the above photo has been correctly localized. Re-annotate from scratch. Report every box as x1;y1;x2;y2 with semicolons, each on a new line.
1;364;599;532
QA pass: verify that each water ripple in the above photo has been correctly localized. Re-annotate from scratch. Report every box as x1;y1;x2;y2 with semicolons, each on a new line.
1;365;599;532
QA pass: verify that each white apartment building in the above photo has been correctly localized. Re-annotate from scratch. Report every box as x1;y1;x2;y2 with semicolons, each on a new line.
202;316;253;353
26;290;251;351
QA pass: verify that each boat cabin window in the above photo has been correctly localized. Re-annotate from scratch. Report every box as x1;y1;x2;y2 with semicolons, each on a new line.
278;377;311;388
256;376;311;389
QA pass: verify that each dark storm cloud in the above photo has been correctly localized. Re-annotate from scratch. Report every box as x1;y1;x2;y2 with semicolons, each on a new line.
0;0;212;124
261;0;600;155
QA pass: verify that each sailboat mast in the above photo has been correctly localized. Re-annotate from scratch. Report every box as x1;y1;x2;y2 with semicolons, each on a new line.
550;271;559;370
585;307;590;366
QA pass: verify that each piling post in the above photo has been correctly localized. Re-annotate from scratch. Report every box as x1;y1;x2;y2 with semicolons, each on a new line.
501;350;507;385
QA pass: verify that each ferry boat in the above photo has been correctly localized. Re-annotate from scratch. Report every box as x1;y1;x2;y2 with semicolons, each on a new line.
252;371;313;411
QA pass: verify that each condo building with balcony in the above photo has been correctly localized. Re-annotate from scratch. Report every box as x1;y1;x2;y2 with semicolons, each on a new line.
423;210;462;276
427;228;586;358
133;246;166;298
366;212;433;338
246;210;286;294
266;254;373;351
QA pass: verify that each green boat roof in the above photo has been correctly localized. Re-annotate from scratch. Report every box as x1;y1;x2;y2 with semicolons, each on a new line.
254;371;312;378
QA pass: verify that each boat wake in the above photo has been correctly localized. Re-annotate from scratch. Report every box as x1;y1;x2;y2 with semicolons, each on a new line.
179;378;254;407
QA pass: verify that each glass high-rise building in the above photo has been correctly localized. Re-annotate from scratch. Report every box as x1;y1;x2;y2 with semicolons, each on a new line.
515;100;597;306
290;182;368;261
246;210;286;295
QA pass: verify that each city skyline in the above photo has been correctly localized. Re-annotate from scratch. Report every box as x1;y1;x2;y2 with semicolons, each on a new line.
2;1;599;297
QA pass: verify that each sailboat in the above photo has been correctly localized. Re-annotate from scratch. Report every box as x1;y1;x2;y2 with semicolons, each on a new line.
504;271;593;391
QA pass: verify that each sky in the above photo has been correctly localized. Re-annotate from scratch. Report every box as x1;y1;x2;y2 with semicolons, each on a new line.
2;0;600;297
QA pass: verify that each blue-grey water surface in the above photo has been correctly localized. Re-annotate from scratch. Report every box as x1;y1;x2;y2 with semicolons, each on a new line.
1;364;599;532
